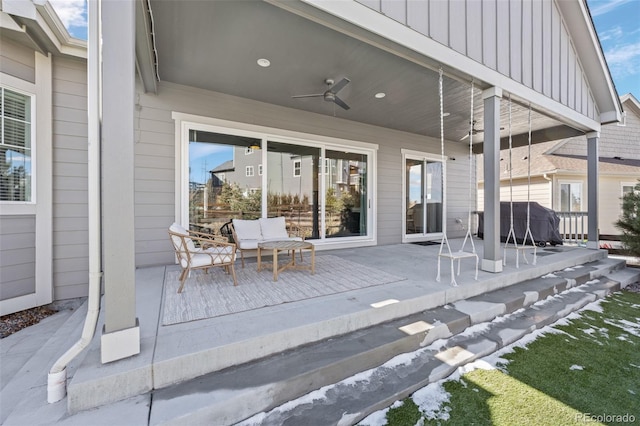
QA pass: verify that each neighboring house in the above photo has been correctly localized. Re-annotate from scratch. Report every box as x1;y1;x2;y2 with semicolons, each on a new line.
478;94;640;238
0;0;621;373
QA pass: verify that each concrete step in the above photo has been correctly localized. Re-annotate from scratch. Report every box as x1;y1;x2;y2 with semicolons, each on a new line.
243;269;633;425
1;300;89;425
148;258;629;426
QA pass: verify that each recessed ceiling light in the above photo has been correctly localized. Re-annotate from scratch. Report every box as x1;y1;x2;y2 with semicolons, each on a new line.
257;58;271;67
443;112;451;117
374;92;386;99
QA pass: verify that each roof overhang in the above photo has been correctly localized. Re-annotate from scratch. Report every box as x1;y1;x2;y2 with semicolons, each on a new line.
556;0;623;125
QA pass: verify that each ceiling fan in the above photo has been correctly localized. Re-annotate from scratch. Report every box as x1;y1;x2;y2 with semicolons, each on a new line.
459;120;504;140
460;120;483;140
292;78;351;110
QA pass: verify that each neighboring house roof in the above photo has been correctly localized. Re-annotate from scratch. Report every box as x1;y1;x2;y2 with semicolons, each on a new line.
210;160;235;174
479;93;640;181
478;141;640;181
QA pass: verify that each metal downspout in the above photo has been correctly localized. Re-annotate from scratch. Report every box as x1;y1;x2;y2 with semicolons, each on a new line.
47;0;101;403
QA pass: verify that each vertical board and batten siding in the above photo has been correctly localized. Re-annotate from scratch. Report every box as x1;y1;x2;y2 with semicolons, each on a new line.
356;0;599;121
0;41;37;302
0;37;36;83
0;216;36;300
135;81;472;266
51;56;89;300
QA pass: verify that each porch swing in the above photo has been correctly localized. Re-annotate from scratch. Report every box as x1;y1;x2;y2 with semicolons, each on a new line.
436;70;479;286
503;96;537;268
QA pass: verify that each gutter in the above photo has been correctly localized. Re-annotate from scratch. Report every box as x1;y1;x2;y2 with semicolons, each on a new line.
48;0;101;403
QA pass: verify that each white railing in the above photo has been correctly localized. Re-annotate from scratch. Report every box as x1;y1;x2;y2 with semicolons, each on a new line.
556;211;588;246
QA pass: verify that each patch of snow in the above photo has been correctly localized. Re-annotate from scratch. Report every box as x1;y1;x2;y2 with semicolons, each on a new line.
412;382;451;421
582;328;596;336
542;273;559;278
603;319;640;337
570;365;584;370
618;335;629;342
630;363;640;369
585;279;600;285
581;299;605;312
573;265;584;268
629;390;636;395
493;309;525;323
564;267;575;271
357;408;389;426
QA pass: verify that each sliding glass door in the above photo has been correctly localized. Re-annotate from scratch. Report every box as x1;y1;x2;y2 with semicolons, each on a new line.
185;125;373;243
403;151;443;242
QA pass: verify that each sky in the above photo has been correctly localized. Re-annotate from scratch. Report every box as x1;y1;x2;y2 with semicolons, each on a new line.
50;0;638;97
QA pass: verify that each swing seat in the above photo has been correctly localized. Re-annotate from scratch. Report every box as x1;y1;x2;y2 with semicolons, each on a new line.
437;250;479;287
503;243;537;268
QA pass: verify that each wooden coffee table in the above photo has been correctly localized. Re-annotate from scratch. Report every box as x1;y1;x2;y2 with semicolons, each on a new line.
257;240;315;281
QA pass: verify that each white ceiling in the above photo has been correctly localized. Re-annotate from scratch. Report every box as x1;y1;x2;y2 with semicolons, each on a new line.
146;0;583;149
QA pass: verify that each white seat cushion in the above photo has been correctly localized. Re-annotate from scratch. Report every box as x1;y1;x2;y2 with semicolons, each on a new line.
259;217;289;240
233;219;263;241
236;239;260;250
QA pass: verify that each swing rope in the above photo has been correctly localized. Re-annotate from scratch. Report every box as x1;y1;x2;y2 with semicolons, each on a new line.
503;98;538;267
436;70;478;286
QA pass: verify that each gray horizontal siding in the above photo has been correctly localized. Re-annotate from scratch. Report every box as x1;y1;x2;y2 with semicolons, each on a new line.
356;0;599;121
52;56;89;299
135;80;478;265
0;216;36;300
0;37;35;83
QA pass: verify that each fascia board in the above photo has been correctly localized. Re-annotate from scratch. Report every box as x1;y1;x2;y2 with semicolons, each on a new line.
556;0;622;124
298;0;601;132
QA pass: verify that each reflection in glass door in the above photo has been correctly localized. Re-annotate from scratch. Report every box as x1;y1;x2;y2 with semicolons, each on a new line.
404;154;443;240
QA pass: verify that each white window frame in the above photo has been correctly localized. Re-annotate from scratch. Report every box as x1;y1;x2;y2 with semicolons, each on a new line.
246;165;254;177
293;159;301;177
559;180;584;212
245;147;254;155
258;164;263;176
0;54;53;315
622;182;635;196
0;84;36;206
172;113;378;249
401;149;447;243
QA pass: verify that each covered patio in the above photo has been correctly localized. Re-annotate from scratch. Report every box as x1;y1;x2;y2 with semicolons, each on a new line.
65;240;609;413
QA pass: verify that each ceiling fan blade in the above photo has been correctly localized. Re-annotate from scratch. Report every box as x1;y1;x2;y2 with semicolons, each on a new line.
460;132;470;141
330;77;350;94
291;93;324;99
333;95;350;110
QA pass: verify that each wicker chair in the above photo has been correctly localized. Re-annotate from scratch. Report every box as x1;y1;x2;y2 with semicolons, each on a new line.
168;223;237;292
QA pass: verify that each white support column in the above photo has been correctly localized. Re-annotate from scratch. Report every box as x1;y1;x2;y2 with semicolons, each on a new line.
586;131;600;249
100;0;140;363
481;87;503;273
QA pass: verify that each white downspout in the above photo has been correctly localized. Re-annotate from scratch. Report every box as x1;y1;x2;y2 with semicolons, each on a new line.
48;0;101;404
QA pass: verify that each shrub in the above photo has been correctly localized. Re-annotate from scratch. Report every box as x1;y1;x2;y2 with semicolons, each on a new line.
615;180;640;257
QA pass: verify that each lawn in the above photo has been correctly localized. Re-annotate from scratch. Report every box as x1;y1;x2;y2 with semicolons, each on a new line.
359;290;640;426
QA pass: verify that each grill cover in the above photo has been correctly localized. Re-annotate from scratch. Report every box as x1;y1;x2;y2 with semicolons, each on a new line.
477;202;562;246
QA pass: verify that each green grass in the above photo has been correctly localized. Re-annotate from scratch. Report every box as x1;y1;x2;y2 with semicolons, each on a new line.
370;291;640;426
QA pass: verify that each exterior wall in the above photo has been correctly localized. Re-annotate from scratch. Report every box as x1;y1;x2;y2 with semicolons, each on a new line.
135;81;471;266
51;56;89;300
0;37;36;83
477;176;551;211
554;100;640;160
599;176;634;236
356;0;599;121
0;216;36;300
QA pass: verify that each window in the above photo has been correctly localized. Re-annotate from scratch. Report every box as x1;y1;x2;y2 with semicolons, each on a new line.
245;147;254;155
258;164;263;176
1;87;33;202
560;182;582;212
622;184;635;196
293;160;301;177
246;165;254;177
